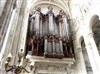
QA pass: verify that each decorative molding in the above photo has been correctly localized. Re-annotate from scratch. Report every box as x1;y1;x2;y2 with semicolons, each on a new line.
28;56;75;74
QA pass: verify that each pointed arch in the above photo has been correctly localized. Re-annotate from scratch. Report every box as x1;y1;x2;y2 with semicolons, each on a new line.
29;1;70;17
89;15;99;32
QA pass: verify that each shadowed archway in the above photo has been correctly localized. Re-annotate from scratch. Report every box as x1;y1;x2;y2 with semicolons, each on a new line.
90;15;100;54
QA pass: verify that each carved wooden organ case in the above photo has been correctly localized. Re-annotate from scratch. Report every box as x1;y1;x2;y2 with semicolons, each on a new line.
26;6;74;59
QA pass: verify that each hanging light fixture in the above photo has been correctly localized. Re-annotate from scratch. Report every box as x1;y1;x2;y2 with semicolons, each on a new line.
4;50;34;74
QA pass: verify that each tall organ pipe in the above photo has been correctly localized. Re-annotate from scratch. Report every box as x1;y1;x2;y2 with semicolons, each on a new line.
49;14;54;35
62;15;69;39
58;21;63;38
59;39;63;54
35;12;40;36
44;38;48;55
30;17;34;37
52;38;56;55
40;18;42;37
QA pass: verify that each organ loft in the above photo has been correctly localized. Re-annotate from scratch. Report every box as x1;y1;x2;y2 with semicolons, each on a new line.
26;6;74;59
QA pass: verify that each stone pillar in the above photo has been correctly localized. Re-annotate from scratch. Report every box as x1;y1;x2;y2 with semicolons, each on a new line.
83;33;100;74
73;37;87;74
19;5;30;55
0;0;23;73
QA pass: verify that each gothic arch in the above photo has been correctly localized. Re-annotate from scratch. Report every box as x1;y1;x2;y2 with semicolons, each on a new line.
89;15;99;32
89;15;100;53
29;1;70;17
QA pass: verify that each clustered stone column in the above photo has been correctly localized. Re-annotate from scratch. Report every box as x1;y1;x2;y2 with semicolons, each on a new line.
26;6;74;59
83;32;100;74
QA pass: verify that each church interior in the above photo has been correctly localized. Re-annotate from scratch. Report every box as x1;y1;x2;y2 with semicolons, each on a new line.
0;0;100;74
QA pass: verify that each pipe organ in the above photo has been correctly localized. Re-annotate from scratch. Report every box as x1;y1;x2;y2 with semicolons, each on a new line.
26;6;74;59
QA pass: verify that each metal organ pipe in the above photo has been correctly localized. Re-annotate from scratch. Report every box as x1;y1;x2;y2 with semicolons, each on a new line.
49;14;54;35
35;12;40;36
59;39;63;54
56;42;60;54
48;42;52;53
62;15;69;39
52;38;56;55
44;38;48;55
58;21;63;38
30;17;34;36
40;18;43;37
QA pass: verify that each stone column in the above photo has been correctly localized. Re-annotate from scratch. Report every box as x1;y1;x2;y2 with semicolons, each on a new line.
83;33;100;74
0;0;23;73
73;37;87;74
18;4;30;55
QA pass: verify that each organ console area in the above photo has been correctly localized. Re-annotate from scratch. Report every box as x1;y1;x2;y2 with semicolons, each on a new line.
26;6;74;59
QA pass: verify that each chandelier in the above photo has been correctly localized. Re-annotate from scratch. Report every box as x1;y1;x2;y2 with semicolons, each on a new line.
5;49;34;74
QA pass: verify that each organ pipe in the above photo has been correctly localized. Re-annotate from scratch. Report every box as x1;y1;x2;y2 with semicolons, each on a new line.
35;12;40;36
44;38;48;55
48;14;54;35
62;15;69;39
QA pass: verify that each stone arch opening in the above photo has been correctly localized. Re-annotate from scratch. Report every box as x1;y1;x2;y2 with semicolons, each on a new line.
90;15;100;54
89;15;99;32
25;3;74;59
